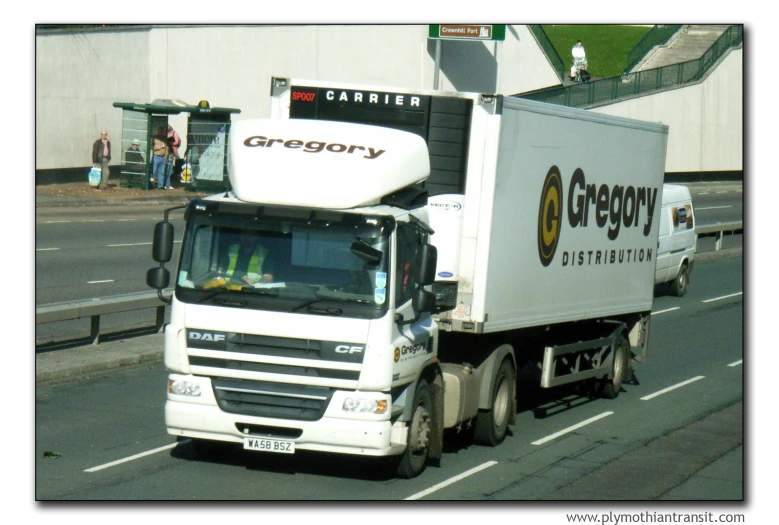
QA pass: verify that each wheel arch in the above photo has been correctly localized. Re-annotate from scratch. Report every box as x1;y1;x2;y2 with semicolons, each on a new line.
476;344;516;413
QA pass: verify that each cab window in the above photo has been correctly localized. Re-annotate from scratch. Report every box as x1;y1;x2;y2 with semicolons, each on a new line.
395;223;422;306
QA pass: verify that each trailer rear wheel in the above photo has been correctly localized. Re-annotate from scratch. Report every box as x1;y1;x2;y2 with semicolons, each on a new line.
600;335;631;399
474;360;515;446
395;380;433;479
670;263;689;297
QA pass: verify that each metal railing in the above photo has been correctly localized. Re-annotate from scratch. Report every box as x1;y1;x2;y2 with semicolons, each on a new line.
696;221;743;251
515;25;743;109
625;25;682;73
36;290;172;346
34;221;742;348
527;25;566;82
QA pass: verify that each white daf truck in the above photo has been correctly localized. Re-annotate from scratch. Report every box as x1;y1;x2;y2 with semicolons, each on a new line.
147;78;668;478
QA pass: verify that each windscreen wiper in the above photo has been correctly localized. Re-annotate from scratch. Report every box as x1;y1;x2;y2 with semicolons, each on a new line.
288;297;343;315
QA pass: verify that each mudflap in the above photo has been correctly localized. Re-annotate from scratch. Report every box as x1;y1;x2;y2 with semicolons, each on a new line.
428;372;445;465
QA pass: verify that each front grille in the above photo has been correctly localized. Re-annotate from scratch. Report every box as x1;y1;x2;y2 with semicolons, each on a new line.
190;357;360;381
187;330;365;386
213;377;333;421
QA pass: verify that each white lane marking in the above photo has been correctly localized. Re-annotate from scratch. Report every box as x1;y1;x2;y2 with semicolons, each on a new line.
728;359;743;367
36;248;60;252
702;292;743;303
697;192;710;195
86;280;115;284
531;412;614;446
84;440;187;473
652;307;680;315
716;190;729;194
696;206;732;211
404;461;498;500
640;376;705;401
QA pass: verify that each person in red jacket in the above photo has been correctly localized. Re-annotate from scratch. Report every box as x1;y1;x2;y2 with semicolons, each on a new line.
165;125;182;187
167;125;181;156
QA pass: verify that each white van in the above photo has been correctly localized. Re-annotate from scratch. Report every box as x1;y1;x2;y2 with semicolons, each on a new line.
655;184;696;296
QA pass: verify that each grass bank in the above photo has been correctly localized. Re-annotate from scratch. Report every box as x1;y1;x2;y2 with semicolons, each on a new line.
542;25;652;78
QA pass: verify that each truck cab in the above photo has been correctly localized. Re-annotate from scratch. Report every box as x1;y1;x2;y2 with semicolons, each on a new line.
149;118;443;477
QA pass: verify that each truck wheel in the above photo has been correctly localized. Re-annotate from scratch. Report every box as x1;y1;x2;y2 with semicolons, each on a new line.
600;335;631;399
670;263;689;297
474;360;515;446
395;380;433;479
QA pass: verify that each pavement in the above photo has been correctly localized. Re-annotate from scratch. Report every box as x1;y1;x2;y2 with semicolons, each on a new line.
34;179;744;500
35;180;212;208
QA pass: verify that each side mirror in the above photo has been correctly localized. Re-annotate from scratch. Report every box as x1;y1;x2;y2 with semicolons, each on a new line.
152;221;175;263
412;289;436;314
414;244;437;286
146;267;170;290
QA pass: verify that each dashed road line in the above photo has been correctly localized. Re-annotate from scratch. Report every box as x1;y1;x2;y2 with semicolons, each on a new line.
531;412;614;446
84;441;187;473
404;461;498;500
696;206;732;211
36;248;60;252
702;292;743;303
652;307;680;315
640;376;705;401
728;359;743;367
86;280;115;284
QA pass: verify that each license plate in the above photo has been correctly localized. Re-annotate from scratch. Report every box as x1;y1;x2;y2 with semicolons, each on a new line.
243;437;295;454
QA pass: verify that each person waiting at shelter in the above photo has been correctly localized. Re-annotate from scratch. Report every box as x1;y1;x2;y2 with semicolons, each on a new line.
219;230;276;285
152;126;172;189
125;139;145;173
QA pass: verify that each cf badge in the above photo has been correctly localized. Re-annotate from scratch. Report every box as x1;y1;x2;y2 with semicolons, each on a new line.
538;166;563;267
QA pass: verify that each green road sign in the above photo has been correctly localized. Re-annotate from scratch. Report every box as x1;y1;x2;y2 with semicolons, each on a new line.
429;24;506;42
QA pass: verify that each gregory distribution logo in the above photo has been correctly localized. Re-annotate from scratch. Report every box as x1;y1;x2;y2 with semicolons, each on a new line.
537;166;563;267
537;165;660;268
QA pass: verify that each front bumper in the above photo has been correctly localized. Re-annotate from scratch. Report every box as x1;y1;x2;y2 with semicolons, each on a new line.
165;375;405;457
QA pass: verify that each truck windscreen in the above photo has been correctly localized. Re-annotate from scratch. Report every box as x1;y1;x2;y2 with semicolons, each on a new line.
175;200;394;319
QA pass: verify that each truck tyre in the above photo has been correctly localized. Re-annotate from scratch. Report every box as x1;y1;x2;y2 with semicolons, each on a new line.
474;360;515;446
395;380;433;479
670;263;689;297
600;335;631;399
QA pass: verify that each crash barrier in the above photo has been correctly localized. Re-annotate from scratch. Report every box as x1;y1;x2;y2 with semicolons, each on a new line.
36;221;741;347
36;290;172;346
696;221;743;251
516;25;742;109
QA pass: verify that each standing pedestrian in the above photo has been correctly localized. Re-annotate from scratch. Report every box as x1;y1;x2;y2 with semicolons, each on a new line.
571;40;588;81
91;130;111;190
152;126;171;189
165;125;182;188
167;125;181;157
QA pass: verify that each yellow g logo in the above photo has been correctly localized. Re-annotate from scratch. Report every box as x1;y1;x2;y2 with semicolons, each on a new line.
538;166;563;267
394;348;400;362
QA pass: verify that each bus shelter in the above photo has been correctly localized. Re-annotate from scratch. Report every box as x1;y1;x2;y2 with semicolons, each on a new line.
112;99;241;191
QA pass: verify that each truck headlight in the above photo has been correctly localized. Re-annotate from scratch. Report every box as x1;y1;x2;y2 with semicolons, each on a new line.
342;397;388;414
168;378;201;397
